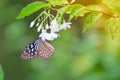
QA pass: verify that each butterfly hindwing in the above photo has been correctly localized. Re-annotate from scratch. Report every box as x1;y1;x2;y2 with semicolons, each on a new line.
37;40;54;59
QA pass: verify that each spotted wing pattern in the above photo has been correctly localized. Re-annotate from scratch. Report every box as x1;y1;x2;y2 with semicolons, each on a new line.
21;39;39;60
21;38;54;60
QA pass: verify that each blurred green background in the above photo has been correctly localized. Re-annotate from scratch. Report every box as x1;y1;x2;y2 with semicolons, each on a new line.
1;0;120;80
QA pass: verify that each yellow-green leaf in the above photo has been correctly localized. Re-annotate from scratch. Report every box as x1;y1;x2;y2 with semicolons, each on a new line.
108;17;120;39
68;4;85;21
86;5;102;11
82;12;102;33
16;1;48;19
46;0;68;6
103;0;120;13
58;6;70;15
56;6;70;24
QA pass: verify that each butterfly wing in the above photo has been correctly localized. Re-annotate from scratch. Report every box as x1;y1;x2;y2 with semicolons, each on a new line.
37;40;54;59
21;38;54;60
21;40;39;60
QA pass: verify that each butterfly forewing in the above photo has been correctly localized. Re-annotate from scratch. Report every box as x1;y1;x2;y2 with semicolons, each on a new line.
21;38;54;60
21;40;39;60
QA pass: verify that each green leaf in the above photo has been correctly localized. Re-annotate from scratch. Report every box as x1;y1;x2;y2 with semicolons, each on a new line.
82;12;102;33
56;6;70;24
68;4;85;21
46;0;68;6
75;9;89;18
73;5;102;20
0;65;4;80
86;5;102;11
58;6;70;15
16;1;48;19
103;0;120;13
56;4;88;21
108;17;120;39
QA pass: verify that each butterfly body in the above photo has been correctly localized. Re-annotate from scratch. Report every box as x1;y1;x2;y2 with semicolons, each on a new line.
21;38;54;60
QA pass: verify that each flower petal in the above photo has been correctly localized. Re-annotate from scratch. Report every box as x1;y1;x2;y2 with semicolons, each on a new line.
36;23;39;27
45;24;50;29
37;25;42;32
30;20;35;28
50;18;60;32
60;22;71;30
39;32;59;41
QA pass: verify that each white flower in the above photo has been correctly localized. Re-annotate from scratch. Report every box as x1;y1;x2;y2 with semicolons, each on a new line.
30;20;35;28
39;32;59;41
30;18;72;41
36;23;39;27
42;29;47;33
60;22;71;30
37;25;42;32
50;18;59;32
45;24;50;29
50;32;59;38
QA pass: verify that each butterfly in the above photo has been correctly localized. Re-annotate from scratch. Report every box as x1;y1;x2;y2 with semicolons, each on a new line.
21;37;54;60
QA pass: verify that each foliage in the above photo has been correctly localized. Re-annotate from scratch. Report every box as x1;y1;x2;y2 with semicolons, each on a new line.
0;65;4;80
16;2;48;19
17;0;120;39
82;12;102;33
108;18;120;39
1;0;120;80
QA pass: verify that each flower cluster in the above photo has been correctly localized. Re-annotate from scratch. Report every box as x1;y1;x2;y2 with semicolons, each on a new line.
30;18;71;41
